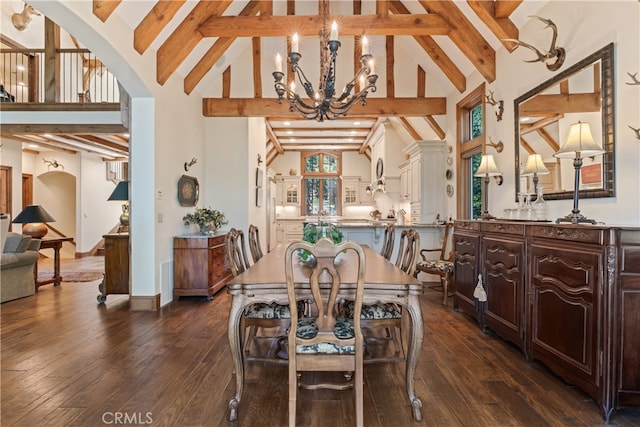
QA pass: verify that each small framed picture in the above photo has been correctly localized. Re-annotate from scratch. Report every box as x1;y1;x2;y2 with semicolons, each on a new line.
178;175;199;207
256;168;264;188
256;187;263;207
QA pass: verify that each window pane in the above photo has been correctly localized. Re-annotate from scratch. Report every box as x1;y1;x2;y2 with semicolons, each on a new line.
323;178;338;215
471;153;483;219
305;154;319;172
305;178;320;215
470;105;483;139
323;154;338;173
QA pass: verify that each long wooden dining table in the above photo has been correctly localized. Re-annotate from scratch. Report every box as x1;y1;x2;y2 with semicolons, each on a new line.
225;244;425;422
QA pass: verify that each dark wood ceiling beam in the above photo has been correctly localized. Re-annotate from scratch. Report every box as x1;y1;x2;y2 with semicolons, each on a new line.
252;37;262;98
388;1;466;93
198;14;452;37
183;0;261;94
520;114;564;135
466;0;519;52
73;134;129;153
386;36;394;97
93;0;121;22
424;115;446;140
203;97;446;117
398;117;421;140
157;0;232;85
418;0;496;82
535;127;560;152
134;1;186;54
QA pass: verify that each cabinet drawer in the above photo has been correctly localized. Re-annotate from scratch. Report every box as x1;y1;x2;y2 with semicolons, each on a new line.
482;221;525;236
528;225;605;244
455;220;479;231
285;222;303;233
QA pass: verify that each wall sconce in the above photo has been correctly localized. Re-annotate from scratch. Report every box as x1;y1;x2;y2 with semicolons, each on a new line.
503;16;565;71
257;154;263;165
474;155;502;219
553;121;604;224
628;126;640;140
485;91;504;121
184;158;197;171
486;137;504;153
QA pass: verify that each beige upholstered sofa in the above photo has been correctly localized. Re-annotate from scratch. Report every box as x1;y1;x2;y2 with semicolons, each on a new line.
1;215;41;303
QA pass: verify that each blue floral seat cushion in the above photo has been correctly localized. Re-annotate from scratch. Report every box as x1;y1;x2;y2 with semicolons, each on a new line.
417;259;454;274
342;300;402;320
295;317;355;354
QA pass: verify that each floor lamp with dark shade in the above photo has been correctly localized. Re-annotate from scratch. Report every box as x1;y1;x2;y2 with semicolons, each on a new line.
108;181;129;230
474;154;502;220
553;121;605;224
12;205;56;239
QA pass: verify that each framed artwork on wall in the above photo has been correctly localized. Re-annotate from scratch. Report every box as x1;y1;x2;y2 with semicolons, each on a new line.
178;175;199;207
256;187;263;207
256;168;264;188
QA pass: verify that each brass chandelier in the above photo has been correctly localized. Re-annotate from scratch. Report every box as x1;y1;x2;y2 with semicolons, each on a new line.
272;2;378;121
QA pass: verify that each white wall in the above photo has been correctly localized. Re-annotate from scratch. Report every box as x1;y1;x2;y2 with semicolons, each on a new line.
447;0;640;226
0;138;23;230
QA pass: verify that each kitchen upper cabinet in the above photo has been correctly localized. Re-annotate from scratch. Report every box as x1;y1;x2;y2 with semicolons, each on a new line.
276;176;301;206
403;141;446;224
341;176;373;206
399;160;410;202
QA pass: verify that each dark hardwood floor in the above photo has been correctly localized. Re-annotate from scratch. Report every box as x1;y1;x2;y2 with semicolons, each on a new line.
2;257;639;426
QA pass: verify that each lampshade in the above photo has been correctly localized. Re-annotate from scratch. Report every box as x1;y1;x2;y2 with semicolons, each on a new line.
12;205;56;239
108;181;129;201
554;121;605;158
521;154;550;176
474;155;502;177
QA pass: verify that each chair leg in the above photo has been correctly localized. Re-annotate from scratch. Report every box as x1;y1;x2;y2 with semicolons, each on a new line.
289;361;297;427
355;355;364;427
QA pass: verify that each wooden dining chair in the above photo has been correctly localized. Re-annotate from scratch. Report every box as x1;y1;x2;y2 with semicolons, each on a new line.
344;229;420;361
226;228;291;360
248;224;264;264
416;221;454;305
379;223;395;260
285;238;366;427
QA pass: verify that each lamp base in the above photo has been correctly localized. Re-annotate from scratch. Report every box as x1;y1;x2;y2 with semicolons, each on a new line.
555;212;598;225
22;222;48;239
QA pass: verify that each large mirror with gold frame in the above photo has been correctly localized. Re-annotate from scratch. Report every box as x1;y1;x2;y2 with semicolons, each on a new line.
514;43;615;200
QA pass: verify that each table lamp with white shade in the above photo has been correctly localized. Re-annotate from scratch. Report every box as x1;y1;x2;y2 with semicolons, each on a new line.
521;153;550;194
474;154;502;220
553;121;605;224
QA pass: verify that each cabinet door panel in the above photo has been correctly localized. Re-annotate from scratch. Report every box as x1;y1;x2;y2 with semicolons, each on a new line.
529;241;601;397
454;231;479;320
483;236;525;348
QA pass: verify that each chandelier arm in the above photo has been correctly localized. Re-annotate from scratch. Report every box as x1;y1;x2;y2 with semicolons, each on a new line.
291;64;316;99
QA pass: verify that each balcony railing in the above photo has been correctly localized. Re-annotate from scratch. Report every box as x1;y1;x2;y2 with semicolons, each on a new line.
1;48;119;104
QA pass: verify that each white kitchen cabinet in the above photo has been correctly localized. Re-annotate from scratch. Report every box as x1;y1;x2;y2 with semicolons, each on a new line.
358;182;373;206
341;176;373;206
284;221;304;242
399;159;410;202
403;141;446;224
276;176;302;206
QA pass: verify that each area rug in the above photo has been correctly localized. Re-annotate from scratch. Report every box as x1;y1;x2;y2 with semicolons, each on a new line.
37;269;103;283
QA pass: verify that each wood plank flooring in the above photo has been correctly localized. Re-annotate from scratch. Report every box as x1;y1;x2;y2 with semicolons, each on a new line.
2;257;640;426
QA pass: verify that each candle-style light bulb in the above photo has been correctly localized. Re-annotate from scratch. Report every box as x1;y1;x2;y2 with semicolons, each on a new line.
330;21;338;41
291;33;299;53
359;75;365;90
275;53;282;73
368;59;375;75
362;36;369;55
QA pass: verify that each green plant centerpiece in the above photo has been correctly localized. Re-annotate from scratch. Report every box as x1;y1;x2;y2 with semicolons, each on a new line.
299;222;344;262
183;206;227;235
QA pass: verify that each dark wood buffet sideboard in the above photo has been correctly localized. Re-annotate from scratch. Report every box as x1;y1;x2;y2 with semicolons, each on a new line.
453;220;640;420
173;234;232;300
98;233;129;303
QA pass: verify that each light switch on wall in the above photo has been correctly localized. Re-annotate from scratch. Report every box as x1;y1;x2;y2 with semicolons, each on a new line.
156;190;163;200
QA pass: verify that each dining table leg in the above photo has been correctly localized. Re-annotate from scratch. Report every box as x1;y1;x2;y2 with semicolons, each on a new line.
227;295;245;421
405;294;424;421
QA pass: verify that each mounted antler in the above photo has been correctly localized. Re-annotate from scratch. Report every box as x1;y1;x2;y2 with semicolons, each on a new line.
503;16;566;71
43;158;63;170
184;158;198;171
626;72;640;86
485;91;504;122
629;125;640;140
